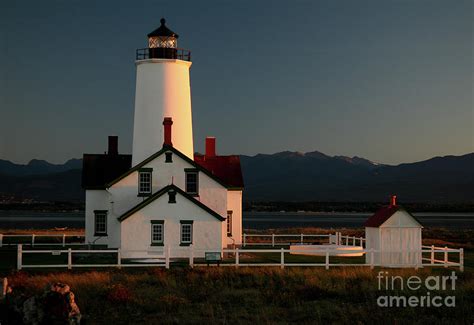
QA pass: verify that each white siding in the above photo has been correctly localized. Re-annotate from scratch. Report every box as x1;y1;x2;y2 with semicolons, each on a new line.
108;151;227;218
85;190;121;248
365;227;380;264
381;210;421;228
120;191;223;258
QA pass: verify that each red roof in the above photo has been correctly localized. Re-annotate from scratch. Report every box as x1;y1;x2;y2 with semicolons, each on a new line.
194;154;244;189
364;205;401;227
365;205;423;227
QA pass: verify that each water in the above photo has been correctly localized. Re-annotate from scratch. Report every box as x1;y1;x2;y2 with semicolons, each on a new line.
244;212;474;229
0;210;473;230
0;211;84;229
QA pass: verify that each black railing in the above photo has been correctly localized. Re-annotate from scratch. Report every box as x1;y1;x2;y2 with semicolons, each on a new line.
136;48;191;61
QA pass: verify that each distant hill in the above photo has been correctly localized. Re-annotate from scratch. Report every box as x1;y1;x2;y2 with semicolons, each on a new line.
0;158;82;176
0;169;83;202
0;152;472;203
240;152;474;203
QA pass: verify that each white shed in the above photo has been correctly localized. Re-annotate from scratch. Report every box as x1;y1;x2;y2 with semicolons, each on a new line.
365;196;423;267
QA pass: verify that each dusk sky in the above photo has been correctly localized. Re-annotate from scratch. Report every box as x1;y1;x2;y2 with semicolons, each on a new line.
1;0;472;165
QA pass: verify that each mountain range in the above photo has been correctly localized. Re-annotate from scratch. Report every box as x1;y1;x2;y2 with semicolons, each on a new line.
0;152;472;203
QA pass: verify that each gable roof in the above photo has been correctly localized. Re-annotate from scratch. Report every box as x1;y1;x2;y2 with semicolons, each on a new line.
82;154;132;189
117;184;225;222
107;145;243;189
194;154;244;189
364;205;422;227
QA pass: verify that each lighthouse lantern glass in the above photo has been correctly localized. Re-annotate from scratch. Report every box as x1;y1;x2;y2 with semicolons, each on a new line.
148;36;177;49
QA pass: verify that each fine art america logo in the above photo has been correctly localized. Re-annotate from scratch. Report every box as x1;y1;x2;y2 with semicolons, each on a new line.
376;271;457;308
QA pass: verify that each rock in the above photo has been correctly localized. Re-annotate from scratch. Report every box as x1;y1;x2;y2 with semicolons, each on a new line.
3;280;81;325
23;296;40;325
41;283;81;325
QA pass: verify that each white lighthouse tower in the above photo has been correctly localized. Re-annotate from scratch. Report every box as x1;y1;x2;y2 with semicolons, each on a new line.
132;18;194;165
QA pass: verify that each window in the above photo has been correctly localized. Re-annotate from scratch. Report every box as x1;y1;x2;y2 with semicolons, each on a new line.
165;152;173;163
180;221;193;246
94;210;107;236
151;221;164;246
227;211;233;237
138;168;152;196
168;190;176;203
185;169;198;195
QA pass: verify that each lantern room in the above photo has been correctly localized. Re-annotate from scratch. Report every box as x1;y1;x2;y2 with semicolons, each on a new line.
136;18;191;61
148;18;178;49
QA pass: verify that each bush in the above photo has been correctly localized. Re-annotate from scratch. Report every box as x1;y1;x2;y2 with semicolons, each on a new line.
106;284;133;304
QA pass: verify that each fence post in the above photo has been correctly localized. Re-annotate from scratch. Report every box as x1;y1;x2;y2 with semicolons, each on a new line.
272;234;275;247
236;248;239;267
370;248;374;269
243;234;246;247
2;277;7;298
189;245;194;268
352;236;356;246
415;250;419;270
62;234;66;247
300;234;304;244
17;244;22;270
117;248;121;269
165;246;170;269
338;232;341;245
444;246;448;268
359;237;363;247
280;248;284;269
32;234;35;247
0;234;3;248
325;248;329;270
459;248;464;272
430;245;434;264
68;248;72;270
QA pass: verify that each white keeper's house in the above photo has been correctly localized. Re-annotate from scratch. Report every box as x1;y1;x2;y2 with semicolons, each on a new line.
82;19;244;258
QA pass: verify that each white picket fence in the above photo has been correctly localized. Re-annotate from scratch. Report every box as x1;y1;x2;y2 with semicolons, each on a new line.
242;232;365;247
1;232;364;248
0;233;85;247
16;244;463;271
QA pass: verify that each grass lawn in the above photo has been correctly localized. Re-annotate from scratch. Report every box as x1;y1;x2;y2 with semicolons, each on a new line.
0;227;473;324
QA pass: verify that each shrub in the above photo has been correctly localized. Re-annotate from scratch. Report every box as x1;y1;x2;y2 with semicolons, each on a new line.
106;284;133;304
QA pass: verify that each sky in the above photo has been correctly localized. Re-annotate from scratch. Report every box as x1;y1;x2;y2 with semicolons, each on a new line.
0;0;472;165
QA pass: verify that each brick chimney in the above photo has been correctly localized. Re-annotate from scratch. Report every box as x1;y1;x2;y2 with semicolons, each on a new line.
390;195;397;206
163;117;173;146
108;136;118;155
205;137;216;158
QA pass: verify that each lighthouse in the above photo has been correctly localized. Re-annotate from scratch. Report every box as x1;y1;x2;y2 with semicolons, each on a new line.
132;18;194;165
82;19;243;258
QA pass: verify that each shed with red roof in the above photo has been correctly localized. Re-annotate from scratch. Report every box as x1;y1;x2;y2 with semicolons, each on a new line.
365;196;423;267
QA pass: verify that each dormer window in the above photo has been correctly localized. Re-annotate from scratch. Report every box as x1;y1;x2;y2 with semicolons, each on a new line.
165;152;173;163
185;169;199;196
168;190;177;203
138;168;153;196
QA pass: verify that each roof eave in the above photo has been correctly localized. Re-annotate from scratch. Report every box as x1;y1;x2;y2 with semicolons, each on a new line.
117;184;225;222
106;145;236;190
